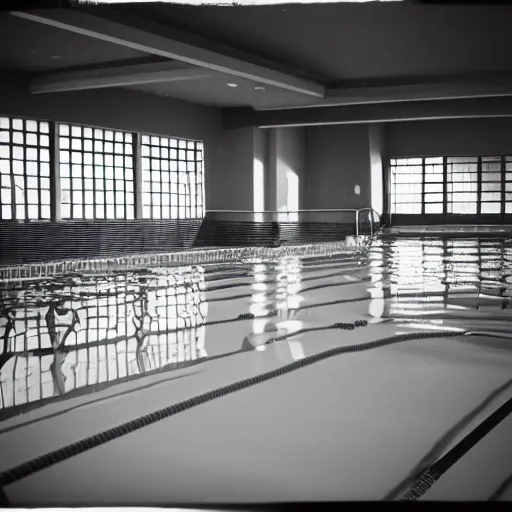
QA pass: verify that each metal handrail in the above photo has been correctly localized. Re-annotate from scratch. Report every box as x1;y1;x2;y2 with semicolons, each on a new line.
355;207;381;237
206;209;358;213
205;208;381;238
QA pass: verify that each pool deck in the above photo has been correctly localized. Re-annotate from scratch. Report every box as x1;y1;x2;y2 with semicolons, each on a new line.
381;225;512;237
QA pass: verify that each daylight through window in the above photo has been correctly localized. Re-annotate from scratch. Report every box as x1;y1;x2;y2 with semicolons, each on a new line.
0;117;51;220
59;124;135;220
390;156;512;217
141;135;204;219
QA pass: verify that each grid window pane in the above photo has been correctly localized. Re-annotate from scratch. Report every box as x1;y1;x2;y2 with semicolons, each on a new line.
390;158;424;215
2;117;209;222
480;157;503;214
391;155;512;217
424;203;443;214
0;116;51;220
60;124;134;219
141;134;205;219
481;203;501;214
447;158;478;215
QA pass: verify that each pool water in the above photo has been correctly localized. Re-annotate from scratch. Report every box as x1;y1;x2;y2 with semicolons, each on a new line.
0;236;511;504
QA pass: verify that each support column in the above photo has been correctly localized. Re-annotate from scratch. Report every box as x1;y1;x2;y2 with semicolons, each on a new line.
267;127;306;218
253;127;268;215
50;122;61;221
207;127;255;211
134;133;143;219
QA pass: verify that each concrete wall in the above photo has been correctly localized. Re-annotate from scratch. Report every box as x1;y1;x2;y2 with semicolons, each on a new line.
267;130;278;211
275;131;288;213
277;127;306;211
0;73;223;209
210;126;306;214
266;127;306;212
387;118;512;158
207;127;255;211
305;124;371;210
208;127;270;212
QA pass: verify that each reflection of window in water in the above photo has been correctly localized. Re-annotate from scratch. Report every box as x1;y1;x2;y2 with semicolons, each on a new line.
250;258;303;319
249;263;269;319
247;258;304;355
0;267;207;413
385;239;507;318
275;257;303;316
368;241;385;318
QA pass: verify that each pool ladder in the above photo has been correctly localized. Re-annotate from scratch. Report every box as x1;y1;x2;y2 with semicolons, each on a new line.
355;207;381;238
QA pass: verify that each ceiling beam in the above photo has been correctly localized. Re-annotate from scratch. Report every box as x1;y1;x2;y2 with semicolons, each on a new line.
319;78;512;108
11;9;325;98
30;61;217;94
259;76;512;111
223;97;512;129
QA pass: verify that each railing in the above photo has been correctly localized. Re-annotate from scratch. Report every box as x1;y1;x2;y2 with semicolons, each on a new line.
355;208;381;237
205;208;382;237
208;209;359;212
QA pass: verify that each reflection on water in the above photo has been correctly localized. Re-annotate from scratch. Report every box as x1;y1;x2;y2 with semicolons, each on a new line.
245;257;305;354
1;236;511;419
0;267;207;416
368;237;512;332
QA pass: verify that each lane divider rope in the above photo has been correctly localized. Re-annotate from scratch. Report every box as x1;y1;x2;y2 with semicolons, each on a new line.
0;329;461;490
0;320;380;430
399;395;512;501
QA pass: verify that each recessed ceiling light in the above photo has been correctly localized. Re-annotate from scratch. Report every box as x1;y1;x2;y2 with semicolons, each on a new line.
227;83;238;88
51;55;61;59
254;86;265;91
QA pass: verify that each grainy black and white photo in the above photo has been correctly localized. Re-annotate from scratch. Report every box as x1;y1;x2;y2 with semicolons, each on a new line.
0;0;511;507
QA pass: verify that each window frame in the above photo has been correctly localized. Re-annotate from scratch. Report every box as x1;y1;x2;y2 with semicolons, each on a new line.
0;116;52;221
139;132;205;220
389;155;511;223
0;114;206;222
58;122;136;221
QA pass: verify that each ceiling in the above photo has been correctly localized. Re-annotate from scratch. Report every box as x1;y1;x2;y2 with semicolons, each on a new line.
0;13;151;73
129;75;318;109
117;2;512;82
2;2;512;115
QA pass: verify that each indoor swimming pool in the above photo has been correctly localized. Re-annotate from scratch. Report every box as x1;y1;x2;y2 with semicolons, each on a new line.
0;235;511;503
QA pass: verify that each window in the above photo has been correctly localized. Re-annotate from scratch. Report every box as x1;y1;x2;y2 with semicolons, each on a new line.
390;158;423;214
1;115;207;222
0;116;51;220
480;157;502;215
447;157;478;215
506;157;512;214
424;157;444;214
390;156;512;217
141;135;204;219
59;124;135;219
